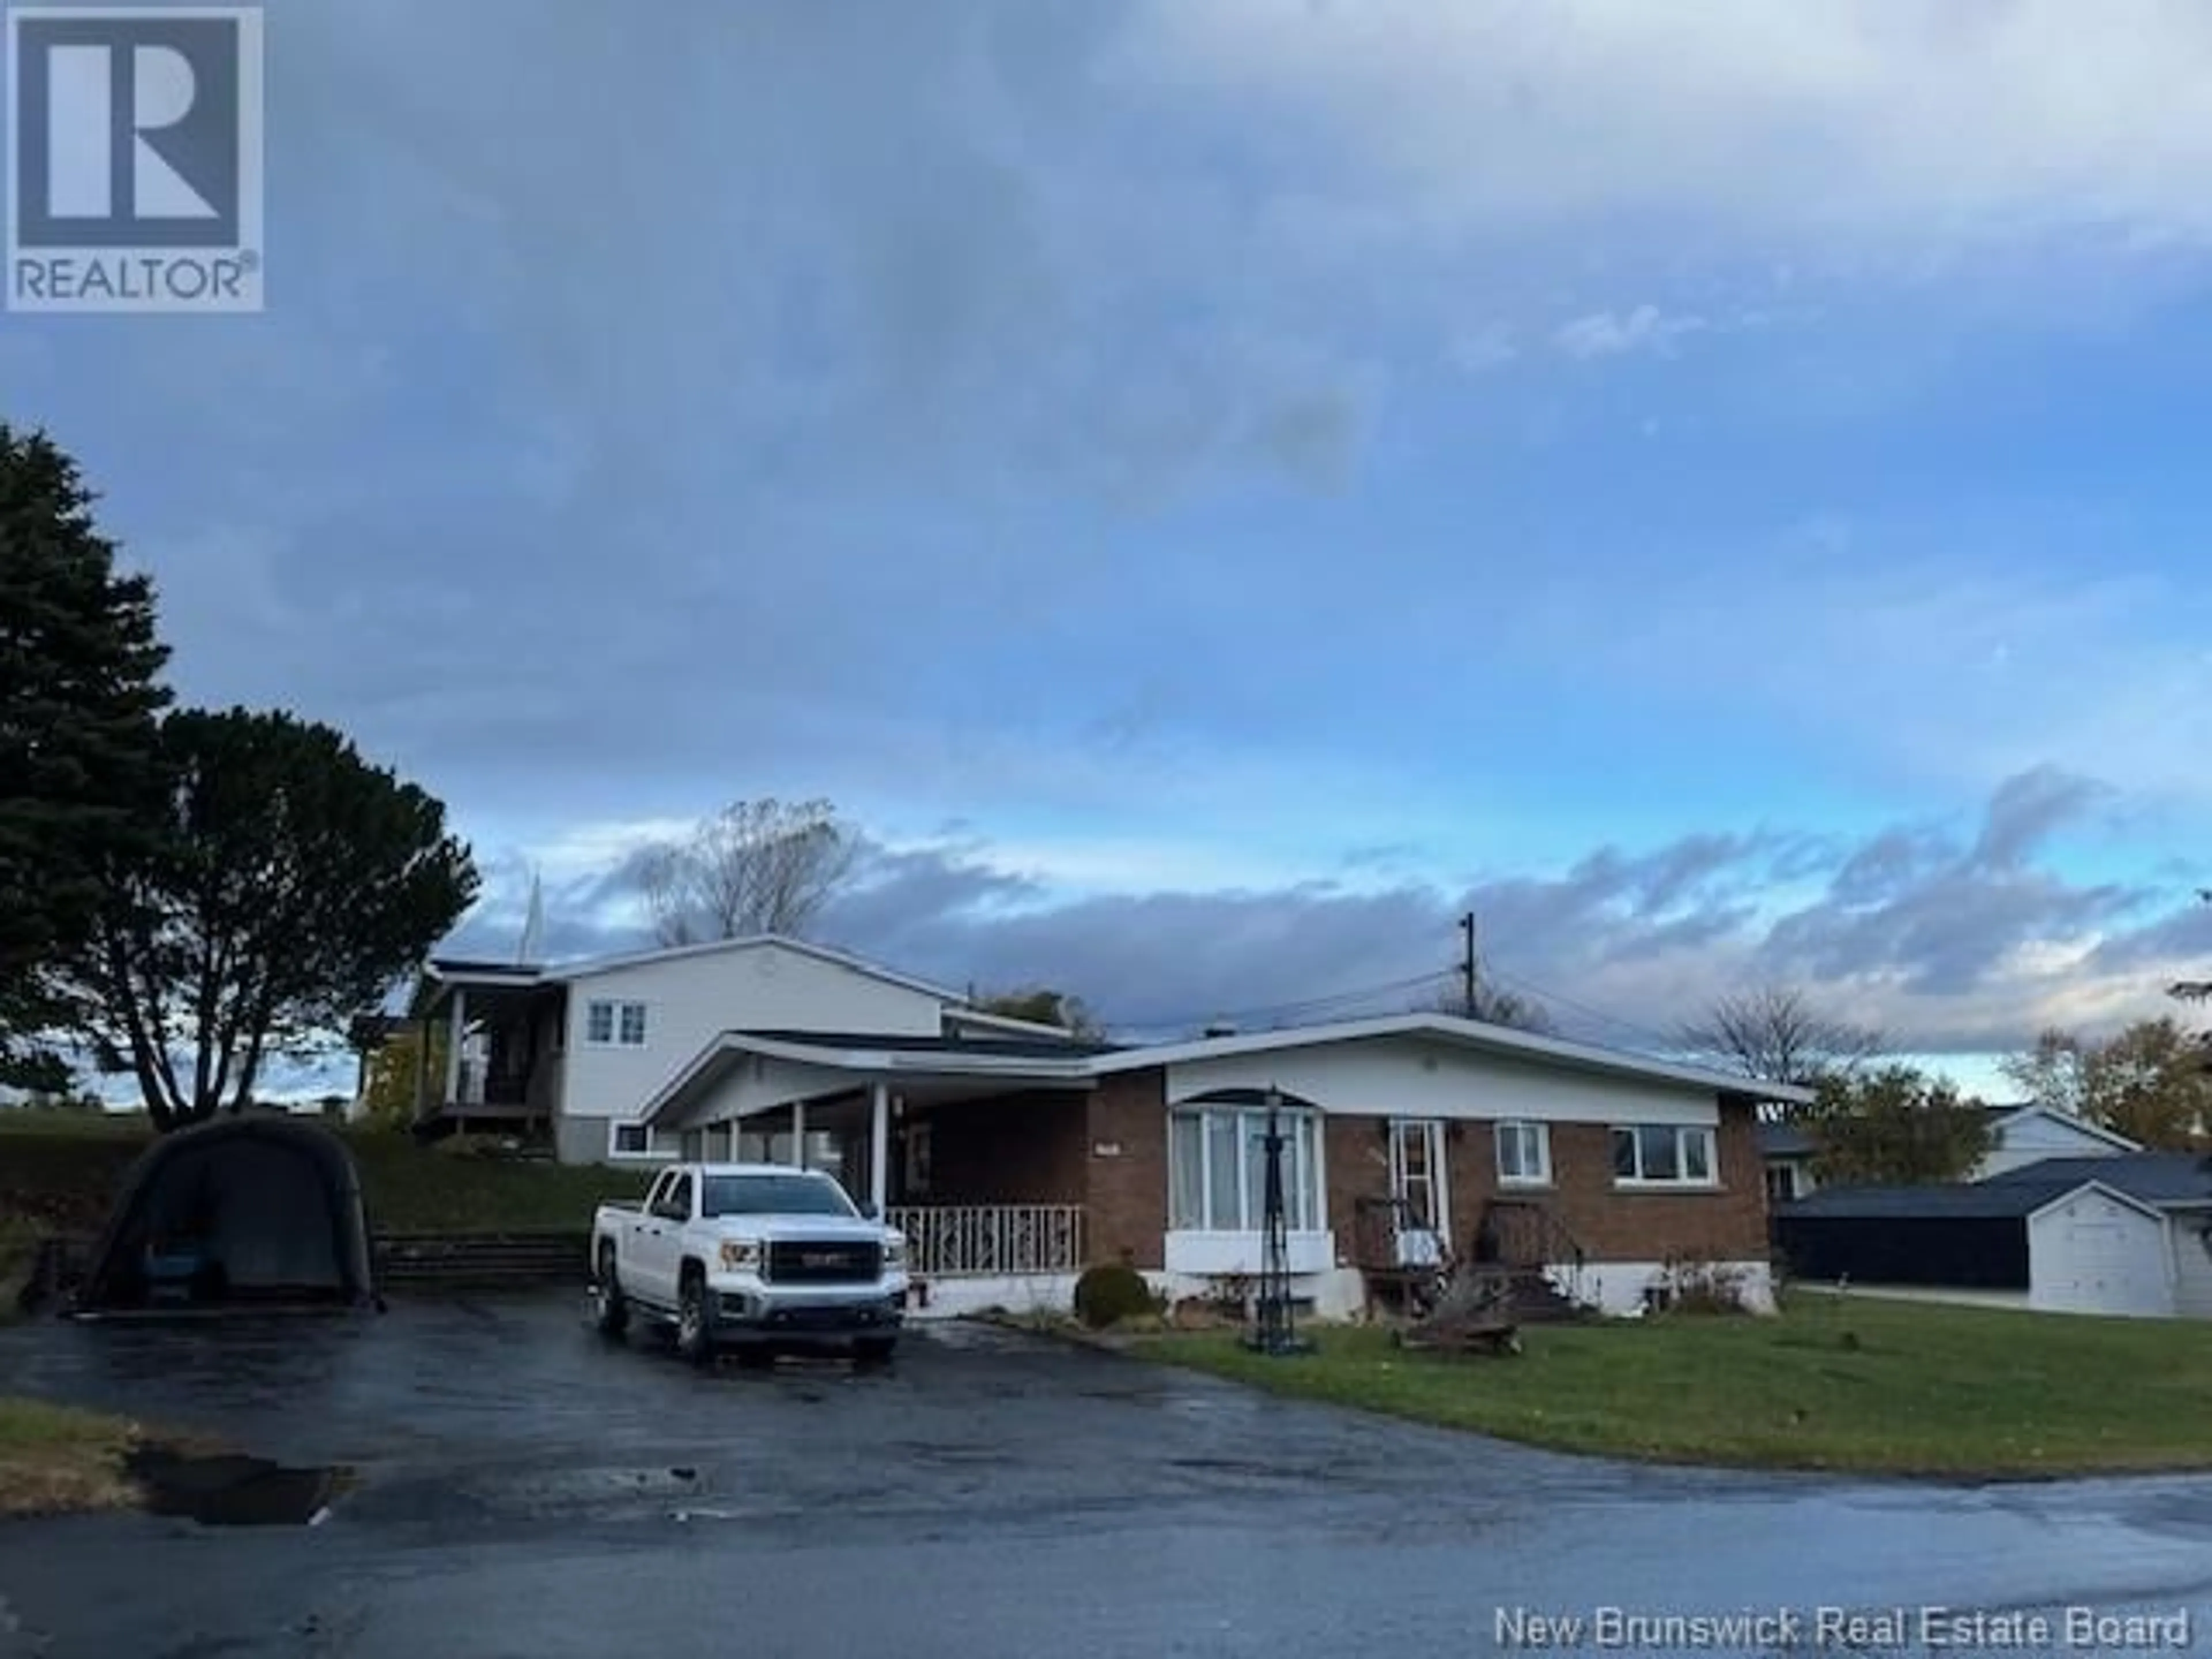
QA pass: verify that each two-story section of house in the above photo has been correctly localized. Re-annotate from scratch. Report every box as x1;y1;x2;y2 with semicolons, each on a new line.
405;935;1075;1167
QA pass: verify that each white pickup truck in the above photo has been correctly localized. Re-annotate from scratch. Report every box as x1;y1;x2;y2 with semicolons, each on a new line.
590;1163;909;1366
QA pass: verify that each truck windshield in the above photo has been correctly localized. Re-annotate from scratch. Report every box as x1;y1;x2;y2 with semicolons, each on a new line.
699;1175;859;1218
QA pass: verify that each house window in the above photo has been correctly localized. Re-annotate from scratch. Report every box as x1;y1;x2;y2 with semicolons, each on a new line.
1391;1119;1445;1232
1764;1164;1800;1206
1169;1106;1321;1232
1495;1120;1551;1186
608;1122;656;1160
585;999;647;1047
1611;1124;1718;1187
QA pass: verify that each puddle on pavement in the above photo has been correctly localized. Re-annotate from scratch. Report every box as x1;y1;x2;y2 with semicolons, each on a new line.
127;1444;353;1526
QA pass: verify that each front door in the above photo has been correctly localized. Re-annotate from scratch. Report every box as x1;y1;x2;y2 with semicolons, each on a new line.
1388;1119;1449;1266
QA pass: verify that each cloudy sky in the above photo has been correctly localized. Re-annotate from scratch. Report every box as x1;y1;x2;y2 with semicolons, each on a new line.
14;0;2212;1094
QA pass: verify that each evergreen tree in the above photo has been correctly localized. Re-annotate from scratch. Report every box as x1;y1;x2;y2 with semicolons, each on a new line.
0;426;171;1088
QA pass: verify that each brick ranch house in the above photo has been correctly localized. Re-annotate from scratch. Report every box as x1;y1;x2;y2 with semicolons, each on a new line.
391;935;1809;1319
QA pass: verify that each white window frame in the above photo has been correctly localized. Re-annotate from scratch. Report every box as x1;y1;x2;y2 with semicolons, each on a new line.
585;998;648;1048
1494;1120;1551;1187
1388;1118;1449;1234
1611;1123;1719;1188
1168;1105;1323;1233
607;1122;660;1161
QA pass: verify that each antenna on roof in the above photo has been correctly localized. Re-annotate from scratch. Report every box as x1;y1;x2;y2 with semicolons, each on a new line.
518;867;546;964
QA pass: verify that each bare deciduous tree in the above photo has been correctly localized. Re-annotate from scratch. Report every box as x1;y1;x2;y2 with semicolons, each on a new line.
639;797;858;946
1675;985;1882;1089
1429;979;1556;1035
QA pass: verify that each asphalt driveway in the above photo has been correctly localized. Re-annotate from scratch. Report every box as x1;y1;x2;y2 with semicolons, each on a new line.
2;1293;2210;1657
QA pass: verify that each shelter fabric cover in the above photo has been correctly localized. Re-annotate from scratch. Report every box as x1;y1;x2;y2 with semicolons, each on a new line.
75;1118;378;1313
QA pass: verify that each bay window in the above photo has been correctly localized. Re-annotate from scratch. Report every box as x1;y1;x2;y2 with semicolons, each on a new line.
1611;1123;1717;1187
1170;1105;1321;1232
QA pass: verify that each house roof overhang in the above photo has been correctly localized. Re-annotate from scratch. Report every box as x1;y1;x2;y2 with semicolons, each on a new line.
639;1032;1101;1127
639;1013;1811;1128
1084;1012;1817;1107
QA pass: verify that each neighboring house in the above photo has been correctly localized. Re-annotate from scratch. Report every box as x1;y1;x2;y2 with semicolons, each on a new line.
390;935;1809;1320
1756;1119;1819;1205
1968;1102;2142;1179
1756;1100;2139;1202
1774;1152;2212;1319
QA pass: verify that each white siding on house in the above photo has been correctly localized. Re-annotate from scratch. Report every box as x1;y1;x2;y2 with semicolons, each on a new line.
2027;1188;2174;1317
560;942;950;1124
2171;1211;2212;1320
1974;1111;2135;1180
1165;1036;1723;1126
681;1055;863;1128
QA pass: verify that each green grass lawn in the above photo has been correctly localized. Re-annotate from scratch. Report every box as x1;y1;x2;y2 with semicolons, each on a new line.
0;1115;650;1239
1132;1296;2212;1478
349;1136;649;1232
0;1396;145;1516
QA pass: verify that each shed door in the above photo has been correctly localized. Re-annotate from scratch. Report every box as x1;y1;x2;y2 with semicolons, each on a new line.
2032;1197;2171;1318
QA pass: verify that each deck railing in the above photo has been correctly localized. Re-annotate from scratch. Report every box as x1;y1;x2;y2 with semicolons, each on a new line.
887;1205;1086;1278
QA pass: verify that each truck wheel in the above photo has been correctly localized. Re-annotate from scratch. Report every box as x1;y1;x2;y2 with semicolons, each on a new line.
592;1244;628;1339
675;1267;715;1367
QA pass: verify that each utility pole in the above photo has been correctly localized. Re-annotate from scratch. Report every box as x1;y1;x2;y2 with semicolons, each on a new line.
1458;912;1478;1017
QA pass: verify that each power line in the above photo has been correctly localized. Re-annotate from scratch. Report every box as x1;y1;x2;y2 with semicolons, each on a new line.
1103;968;1456;1037
1482;960;1685;1055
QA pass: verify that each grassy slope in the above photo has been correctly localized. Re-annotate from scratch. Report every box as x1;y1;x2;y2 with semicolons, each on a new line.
1136;1296;2212;1478
0;1397;143;1516
0;1113;650;1236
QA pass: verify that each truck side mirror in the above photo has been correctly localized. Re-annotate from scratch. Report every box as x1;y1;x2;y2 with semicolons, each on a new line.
860;1202;880;1220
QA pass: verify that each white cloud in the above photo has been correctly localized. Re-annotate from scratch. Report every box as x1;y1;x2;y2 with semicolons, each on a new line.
1128;1;2212;256
1449;321;1519;373
1555;305;1707;361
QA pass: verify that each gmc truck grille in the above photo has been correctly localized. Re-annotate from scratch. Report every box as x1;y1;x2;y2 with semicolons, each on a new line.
764;1240;882;1284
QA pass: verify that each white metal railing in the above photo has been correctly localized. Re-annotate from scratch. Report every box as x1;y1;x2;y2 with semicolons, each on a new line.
887;1205;1086;1278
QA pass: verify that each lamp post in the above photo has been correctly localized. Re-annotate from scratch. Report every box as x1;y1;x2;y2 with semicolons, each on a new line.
1244;1085;1313;1356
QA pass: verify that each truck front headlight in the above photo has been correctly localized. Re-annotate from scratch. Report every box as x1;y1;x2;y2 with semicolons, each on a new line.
883;1237;907;1269
718;1240;761;1271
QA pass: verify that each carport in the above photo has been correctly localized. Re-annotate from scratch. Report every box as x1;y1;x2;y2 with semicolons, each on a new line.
635;1030;1111;1310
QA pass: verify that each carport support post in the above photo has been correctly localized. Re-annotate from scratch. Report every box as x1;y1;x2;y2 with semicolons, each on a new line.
869;1083;889;1213
445;987;467;1107
791;1100;807;1169
412;1007;430;1123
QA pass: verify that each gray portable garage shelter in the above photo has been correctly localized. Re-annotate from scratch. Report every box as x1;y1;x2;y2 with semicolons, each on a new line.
72;1118;380;1316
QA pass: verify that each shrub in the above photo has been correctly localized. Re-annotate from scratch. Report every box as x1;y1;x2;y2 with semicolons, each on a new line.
1073;1262;1156;1329
1646;1254;1753;1316
432;1132;522;1161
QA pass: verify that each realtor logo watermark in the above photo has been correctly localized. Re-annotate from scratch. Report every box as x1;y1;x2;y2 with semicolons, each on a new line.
5;5;263;312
